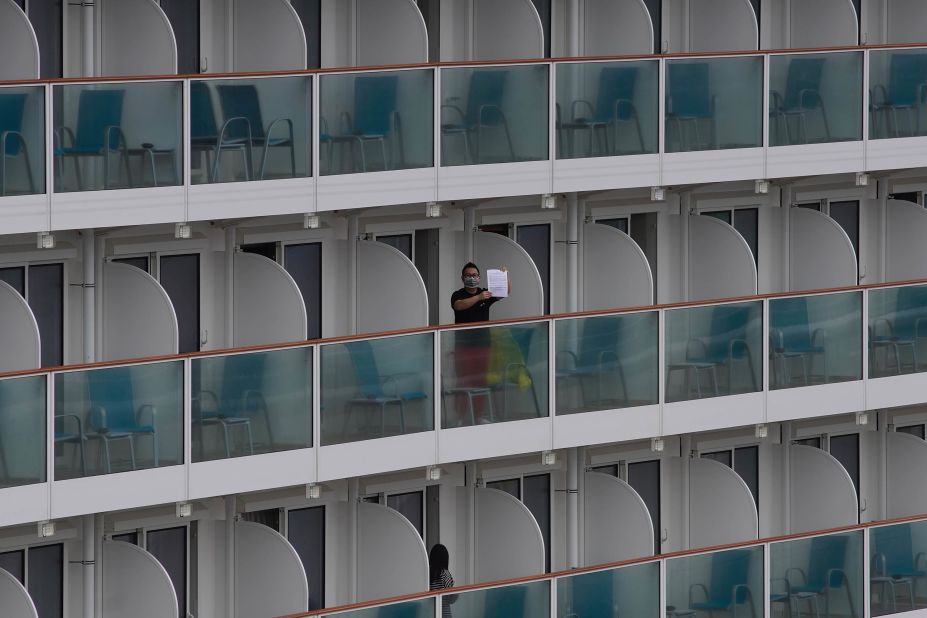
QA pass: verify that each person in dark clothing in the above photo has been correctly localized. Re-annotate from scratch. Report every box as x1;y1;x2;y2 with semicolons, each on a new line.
429;543;457;618
451;262;510;324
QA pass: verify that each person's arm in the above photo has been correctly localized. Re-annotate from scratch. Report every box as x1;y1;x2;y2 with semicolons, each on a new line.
452;291;492;311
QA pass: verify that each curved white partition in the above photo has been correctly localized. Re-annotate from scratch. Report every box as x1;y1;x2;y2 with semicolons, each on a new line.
235;521;309;617
474;231;544;320
885;199;927;281
887;0;927;44
356;0;428;66
101;0;177;76
790;0;858;48
789;444;859;534
689;215;758;301
234;252;307;347
689;0;758;52
789;207;857;292
233;0;307;71
102;262;179;361
357;501;429;602
583;223;653;310
0;0;39;80
473;0;544;60
886;431;927;518
584;471;654;565
0;568;36;618
583;0;653;55
475;487;545;582
689;458;758;548
0;280;40;372
357;240;428;333
102;540;178;618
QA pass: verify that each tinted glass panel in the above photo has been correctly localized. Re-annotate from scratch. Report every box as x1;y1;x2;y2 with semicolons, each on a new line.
241;509;280;530
0;375;47;488
888;191;920;204
387;491;424;539
291;0;321;68
734;445;759;507
486;478;521;500
377;234;413;261
28;263;63;367
870;49;927;139
284;243;322;340
0;266;25;296
147;527;187;618
703;210;731;225
415;229;440;326
28;544;63;618
417;0;440;61
630;212;658;297
112;256;150;273
160;254;200;353
160;0;200;74
772;531;863;618
830;433;860;503
516;224;550;314
733;208;759;267
0;85;45;196
425;484;440;552
288;506;325;610
29;1;63;79
557;562;660;618
897;424;926;440
598;218;629;234
0;550;24;584
112;532;138;545
241;243;276;261
830;200;859;271
702;450;732;467
795;436;822;449
628;460;660;553
524;474;551;572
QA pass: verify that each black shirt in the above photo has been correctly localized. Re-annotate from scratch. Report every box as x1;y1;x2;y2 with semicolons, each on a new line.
451;287;500;324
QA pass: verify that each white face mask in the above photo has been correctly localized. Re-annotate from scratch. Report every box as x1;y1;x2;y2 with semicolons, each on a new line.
463;275;480;288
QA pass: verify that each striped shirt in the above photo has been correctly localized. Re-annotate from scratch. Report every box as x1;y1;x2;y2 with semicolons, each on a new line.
430;569;456;618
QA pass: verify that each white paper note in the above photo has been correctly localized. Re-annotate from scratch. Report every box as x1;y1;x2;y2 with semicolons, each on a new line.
486;269;508;298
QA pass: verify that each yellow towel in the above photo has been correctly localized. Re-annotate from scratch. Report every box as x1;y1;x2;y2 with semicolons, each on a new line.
487;329;532;389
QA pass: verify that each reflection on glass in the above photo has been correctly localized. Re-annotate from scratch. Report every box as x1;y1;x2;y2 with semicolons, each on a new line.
555;60;658;158
769;292;862;389
870;522;927;615
451;580;549;618
665;56;763;153
0;375;46;488
320;333;433;446
769;52;863;146
441;323;549;428
666;547;763;618
190;76;310;184
665;302;762;402
869;285;927;377
192;347;312;462
870;49;927;139
334;598;435;618
54;361;183;480
557;562;660;618
770;531;862;618
320;69;433;174
441;65;549;166
0;86;44;196
556;312;658;414
53;82;182;191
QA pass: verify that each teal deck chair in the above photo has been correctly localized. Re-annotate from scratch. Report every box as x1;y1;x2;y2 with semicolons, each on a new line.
86;366;158;473
871;53;927;137
667;62;714;151
216;84;296;180
871;525;926;612
568;66;644;156
484;584;528;618
789;534;856;618
770;296;828;387
496;326;543;420
770;57;829;144
689;549;757;617
340;75;400;172
442;70;514;164
557;315;628;411
687;304;758;395
0;93;36;196
190;81;253;183
871;285;927;375
561;569;614;618
55;89;130;190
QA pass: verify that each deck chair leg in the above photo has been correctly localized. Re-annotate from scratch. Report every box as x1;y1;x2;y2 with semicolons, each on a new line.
102;439;112;474
246;422;254;456
152;432;159;467
73;156;83;191
398;401;406;434
0;154;5;197
379;137;389;171
222;423;231;458
128;437;137;471
79;439;87;476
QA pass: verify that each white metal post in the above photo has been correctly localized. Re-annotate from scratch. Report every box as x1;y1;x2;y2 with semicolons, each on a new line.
566;447;579;569
226;495;236;618
347;215;358;335
82;229;95;363
225;226;236;347
566;193;579;313
83;515;95;618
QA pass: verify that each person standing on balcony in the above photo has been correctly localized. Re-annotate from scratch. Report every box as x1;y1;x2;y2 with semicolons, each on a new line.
429;543;457;618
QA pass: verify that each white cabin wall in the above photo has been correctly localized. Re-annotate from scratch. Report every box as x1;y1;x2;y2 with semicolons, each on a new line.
321;0;352;68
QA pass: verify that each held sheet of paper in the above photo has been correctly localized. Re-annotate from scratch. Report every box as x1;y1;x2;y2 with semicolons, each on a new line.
486;269;508;298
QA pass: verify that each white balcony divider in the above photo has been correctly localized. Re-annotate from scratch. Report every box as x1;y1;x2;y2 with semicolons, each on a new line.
356;240;428;333
0;0;38;81
475;486;546;583
102;540;179;618
687;0;758;52
0;567;37;618
582;223;653;309
0;279;40;372
474;231;544;320
886;0;927;44
100;0;177;76
355;0;428;66
583;471;654;565
789;443;859;534
886;430;927;518
356;501;429;602
235;520;309;616
232;0;307;71
689;456;759;548
233;251;308;346
688;214;758;301
789;0;859;48
102;261;179;361
472;0;544;61
789;206;858;292
582;0;654;56
885;199;927;281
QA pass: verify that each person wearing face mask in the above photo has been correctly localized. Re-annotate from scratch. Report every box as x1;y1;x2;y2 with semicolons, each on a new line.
451;262;510;324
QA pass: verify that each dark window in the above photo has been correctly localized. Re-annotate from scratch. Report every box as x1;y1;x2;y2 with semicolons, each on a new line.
642;0;661;53
829;200;859;276
28;264;64;367
734;208;759;267
417;0;440;61
377;234;413;262
290;0;322;68
591;463;620;477
794;436;822;449
889;191;921;205
241;243;277;261
0;266;26;296
415;229;441;326
523;474;551;572
627;460;661;553
516;224;551;314
530;0;551;57
797;202;822;211
486;478;521;500
387;491;424;539
898;424;926;440
112;532;139;545
113;256;150;273
147;527;187;618
288;506;325;610
734;446;760;507
702;450;732;468
241;508;280;531
28;543;63;618
0;550;24;584
284;243;322;340
160;0;200;74
703;210;731;225
425;484;440;552
29;1;63;78
13;0;24;9
597;218;629;234
479;223;510;237
829;433;860;506
159;254;200;353
630;212;658;299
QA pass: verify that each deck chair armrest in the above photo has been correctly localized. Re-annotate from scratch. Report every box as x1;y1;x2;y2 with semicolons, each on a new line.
731;583;754;607
769;90;784;112
339;111;353;135
769;328;785;353
872;317;894;339
193;390;219;415
54;126;76;151
728;338;750;360
0;130;26;151
686;337;709;361
104;125;128;152
440;104;466;126
598;350;619;368
555;350;579;369
798;88;823;110
218;116;252;146
914;317;927;339
136;404;158;428
478;104;506;127
811;328;828;348
381;371;422;396
265;117;294;144
784;567;808;586
870;84;889;107
612;98;637;120
915;552;927;571
688;582;709;605
825;567;849;589
55;413;85;435
243;389;267;412
871;551;887;576
570;99;595;121
770;577;792;596
503;361;529;385
88;405;107;431
390;110;402;135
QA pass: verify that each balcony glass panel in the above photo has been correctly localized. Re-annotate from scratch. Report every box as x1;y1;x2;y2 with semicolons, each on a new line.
769;51;863;146
191;347;312;462
557;562;660;618
0;85;45;197
0;375;46;488
440;64;549;166
449;580;549;617
555;60;659;159
320;333;434;446
870;521;927;615
769;292;862;389
53;361;183;480
665;301;762;403
870;49;927;139
320;69;433;174
770;531;863;618
332;598;434;618
666;546;764;618
869;284;927;377
440;322;549;428
190;76;310;184
53;81;182;192
664;56;763;153
555;312;658;415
